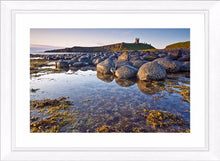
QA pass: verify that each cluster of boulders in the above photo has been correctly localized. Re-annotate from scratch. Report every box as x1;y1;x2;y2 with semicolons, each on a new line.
95;49;190;81
42;48;190;81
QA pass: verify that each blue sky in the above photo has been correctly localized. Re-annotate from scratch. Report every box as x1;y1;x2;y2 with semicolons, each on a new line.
30;28;190;49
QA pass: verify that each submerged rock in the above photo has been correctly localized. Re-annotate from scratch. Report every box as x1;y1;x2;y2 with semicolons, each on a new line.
97;58;115;74
154;58;180;73
137;62;166;81
115;65;138;79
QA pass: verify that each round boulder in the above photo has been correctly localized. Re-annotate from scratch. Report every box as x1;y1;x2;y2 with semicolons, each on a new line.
115;65;138;79
97;58;115;74
137;62;166;81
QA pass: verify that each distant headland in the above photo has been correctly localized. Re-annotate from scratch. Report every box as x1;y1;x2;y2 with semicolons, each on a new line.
45;38;155;52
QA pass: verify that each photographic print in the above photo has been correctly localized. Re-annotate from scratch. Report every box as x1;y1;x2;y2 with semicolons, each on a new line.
30;28;190;133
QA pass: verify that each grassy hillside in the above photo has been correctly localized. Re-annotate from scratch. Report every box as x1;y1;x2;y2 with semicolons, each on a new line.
45;42;155;52
112;43;155;51
165;41;190;49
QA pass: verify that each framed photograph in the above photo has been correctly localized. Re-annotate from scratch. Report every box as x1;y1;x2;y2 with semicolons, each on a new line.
1;0;220;160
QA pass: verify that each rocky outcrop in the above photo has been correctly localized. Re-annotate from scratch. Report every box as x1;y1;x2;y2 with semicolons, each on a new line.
115;65;138;79
97;58;115;74
137;62;166;81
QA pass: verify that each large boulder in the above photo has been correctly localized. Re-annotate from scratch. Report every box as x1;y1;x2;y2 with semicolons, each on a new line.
137;62;166;81
142;52;158;61
118;52;130;61
154;58;180;73
115;65;138;79
97;58;115;74
180;61;190;72
56;59;69;68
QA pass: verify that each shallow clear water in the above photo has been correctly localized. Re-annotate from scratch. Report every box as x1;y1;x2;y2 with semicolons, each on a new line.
30;69;190;132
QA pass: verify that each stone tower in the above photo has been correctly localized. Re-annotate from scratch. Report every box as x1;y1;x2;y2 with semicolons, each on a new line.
135;38;139;44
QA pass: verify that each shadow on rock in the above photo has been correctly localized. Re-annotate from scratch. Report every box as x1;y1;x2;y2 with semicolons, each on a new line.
115;78;137;87
97;73;114;83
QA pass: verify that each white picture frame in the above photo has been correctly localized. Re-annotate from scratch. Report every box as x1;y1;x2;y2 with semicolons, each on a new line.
1;0;220;160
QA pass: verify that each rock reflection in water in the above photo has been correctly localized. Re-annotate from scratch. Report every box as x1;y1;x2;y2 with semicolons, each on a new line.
97;73;114;83
115;78;136;87
137;80;164;95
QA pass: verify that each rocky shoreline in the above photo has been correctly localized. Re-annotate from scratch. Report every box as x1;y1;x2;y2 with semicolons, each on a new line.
31;48;190;81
